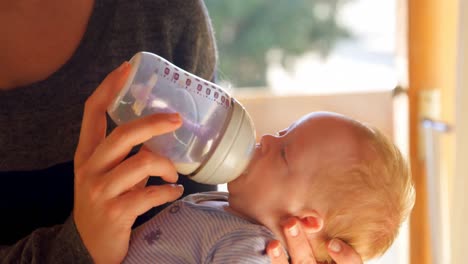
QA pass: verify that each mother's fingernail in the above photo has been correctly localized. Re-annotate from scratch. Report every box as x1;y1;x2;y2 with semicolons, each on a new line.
117;61;129;72
289;225;299;236
170;184;184;190
272;246;281;257
167;113;181;123
284;218;299;237
329;239;342;253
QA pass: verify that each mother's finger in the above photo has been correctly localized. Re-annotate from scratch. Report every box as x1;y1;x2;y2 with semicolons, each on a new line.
282;217;317;264
102;149;179;198
88;113;182;173
75;62;131;167
115;184;184;220
266;240;289;264
327;239;363;264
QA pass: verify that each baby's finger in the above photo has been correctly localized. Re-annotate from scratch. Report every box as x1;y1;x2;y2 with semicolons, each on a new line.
116;184;184;219
102;149;178;198
282;217;317;264
266;240;288;264
89;113;182;173
75;62;130;167
327;238;363;264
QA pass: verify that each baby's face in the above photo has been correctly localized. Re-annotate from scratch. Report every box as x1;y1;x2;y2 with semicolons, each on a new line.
227;111;371;222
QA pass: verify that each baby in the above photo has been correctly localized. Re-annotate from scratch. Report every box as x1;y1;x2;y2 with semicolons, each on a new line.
123;111;416;263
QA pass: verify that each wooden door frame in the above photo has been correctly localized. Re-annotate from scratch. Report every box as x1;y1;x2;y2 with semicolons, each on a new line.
408;0;458;263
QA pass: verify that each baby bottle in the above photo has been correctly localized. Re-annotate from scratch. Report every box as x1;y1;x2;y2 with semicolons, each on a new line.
107;52;256;184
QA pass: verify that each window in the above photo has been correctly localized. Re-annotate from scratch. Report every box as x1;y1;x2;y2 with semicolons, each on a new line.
205;0;403;94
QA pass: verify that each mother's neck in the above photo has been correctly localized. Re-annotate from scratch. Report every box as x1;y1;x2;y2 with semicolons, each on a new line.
0;0;94;90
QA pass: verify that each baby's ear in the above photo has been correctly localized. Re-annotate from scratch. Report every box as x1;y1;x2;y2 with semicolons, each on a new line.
297;210;324;234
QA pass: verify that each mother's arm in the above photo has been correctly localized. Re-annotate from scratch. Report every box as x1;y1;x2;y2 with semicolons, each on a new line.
267;217;363;264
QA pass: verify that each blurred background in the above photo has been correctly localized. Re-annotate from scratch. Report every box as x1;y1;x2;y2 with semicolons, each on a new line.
205;0;467;263
205;0;400;93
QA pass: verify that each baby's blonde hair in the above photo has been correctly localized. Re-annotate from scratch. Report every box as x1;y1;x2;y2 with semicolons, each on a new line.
312;125;416;263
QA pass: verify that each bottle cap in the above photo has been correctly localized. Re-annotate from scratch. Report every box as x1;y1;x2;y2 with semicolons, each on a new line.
189;100;256;184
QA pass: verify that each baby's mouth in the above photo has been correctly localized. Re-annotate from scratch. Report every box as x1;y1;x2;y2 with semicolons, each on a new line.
240;143;262;176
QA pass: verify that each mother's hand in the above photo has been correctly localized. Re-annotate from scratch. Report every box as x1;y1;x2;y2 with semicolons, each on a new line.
73;62;184;264
267;217;363;264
